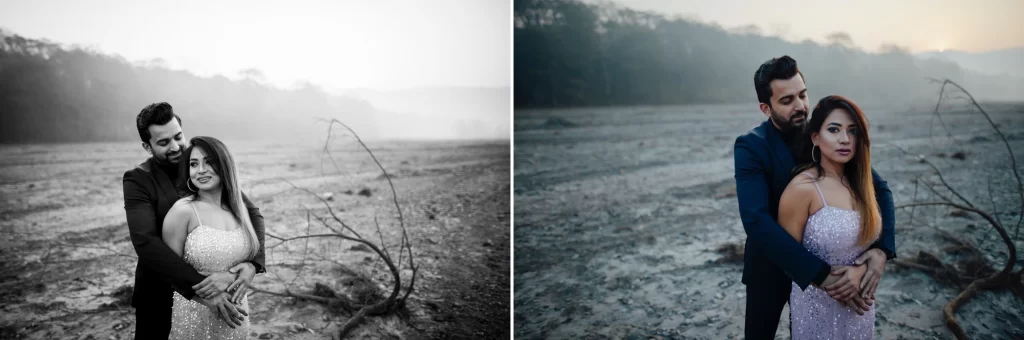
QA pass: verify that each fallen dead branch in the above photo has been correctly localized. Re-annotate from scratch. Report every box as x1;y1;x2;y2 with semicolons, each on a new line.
892;202;1019;340
250;119;418;338
884;78;1024;339
928;78;1024;240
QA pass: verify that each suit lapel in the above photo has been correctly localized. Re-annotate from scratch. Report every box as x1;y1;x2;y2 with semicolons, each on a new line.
763;120;795;179
150;158;181;207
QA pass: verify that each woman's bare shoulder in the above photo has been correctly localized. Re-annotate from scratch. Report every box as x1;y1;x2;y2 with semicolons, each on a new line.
166;198;197;223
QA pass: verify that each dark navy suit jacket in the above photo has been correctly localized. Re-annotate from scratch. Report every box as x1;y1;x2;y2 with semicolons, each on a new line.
733;119;896;290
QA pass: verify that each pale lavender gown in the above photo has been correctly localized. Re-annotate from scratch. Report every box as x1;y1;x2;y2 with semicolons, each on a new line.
789;172;876;340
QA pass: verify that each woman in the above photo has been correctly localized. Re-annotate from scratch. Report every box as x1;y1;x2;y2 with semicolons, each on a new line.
778;95;881;339
162;136;261;338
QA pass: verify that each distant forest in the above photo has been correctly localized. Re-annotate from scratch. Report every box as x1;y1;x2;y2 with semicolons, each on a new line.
0;30;378;144
513;0;1023;108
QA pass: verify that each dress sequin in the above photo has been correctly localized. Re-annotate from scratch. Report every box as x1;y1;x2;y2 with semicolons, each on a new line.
169;203;252;340
790;173;876;340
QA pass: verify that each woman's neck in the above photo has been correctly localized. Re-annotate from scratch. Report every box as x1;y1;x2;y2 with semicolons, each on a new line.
197;187;224;208
819;158;845;180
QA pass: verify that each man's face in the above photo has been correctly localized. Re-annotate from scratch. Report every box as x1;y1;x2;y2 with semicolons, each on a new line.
144;119;187;164
762;74;810;133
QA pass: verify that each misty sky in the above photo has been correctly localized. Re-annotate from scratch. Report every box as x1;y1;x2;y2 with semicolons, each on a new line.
0;0;510;91
594;0;1023;53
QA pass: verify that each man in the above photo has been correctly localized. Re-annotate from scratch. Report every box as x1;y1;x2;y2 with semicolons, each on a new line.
733;56;897;339
122;102;267;339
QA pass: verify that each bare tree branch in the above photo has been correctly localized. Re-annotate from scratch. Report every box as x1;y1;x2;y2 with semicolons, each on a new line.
927;78;1024;240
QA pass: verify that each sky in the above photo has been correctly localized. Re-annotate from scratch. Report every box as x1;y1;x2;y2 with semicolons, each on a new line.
0;0;511;91
592;0;1024;53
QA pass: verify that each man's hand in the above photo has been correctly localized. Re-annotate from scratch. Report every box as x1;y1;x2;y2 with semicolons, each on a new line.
200;291;248;328
226;262;256;304
841;293;873;315
854;248;887;300
822;264;867;301
193;272;234;300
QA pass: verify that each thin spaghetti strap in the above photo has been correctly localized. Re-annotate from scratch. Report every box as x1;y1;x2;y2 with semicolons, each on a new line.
189;202;203;226
800;172;828;207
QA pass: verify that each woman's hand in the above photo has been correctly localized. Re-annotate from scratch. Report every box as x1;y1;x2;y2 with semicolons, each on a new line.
193;272;235;300
855;249;888;300
823;264;867;301
226;262;256;304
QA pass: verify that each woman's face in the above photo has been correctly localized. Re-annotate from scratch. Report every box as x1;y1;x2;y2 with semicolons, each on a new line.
189;146;221;192
812;108;858;165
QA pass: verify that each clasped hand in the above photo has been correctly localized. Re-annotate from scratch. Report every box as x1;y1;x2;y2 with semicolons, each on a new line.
818;249;887;315
190;262;257;328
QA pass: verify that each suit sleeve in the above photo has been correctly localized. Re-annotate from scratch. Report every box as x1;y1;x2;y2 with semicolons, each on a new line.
734;136;830;290
123;170;205;300
241;192;267;274
869;169;897;260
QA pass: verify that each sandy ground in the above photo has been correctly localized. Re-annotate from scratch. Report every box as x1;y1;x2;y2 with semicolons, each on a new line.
513;102;1024;339
0;137;510;339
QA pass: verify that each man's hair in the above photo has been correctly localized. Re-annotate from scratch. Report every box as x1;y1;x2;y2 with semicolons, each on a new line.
136;102;182;144
754;55;804;106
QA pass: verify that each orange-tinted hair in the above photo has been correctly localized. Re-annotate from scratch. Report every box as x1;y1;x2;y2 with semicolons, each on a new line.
797;95;880;245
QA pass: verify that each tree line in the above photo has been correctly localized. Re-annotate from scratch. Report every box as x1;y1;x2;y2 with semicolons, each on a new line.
0;30;379;144
513;0;1018;109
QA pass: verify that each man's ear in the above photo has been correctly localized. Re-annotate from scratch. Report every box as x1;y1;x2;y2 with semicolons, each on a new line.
142;142;152;154
758;102;771;117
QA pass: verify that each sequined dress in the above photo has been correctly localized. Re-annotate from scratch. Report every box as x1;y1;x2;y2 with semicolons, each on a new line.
789;172;876;340
169;203;252;339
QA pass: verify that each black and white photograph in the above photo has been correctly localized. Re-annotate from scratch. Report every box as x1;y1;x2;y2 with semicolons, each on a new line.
0;0;510;339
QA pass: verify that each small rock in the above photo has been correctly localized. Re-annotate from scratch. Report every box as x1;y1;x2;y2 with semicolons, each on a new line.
321;192;334;201
951;151;968;160
910;312;920;318
358;188;372;197
259;333;274;339
950;209;970;218
344;190;354;195
483;240;493;247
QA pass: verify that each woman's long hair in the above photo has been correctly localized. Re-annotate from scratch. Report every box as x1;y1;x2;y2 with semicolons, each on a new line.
794;95;880;246
178;136;260;260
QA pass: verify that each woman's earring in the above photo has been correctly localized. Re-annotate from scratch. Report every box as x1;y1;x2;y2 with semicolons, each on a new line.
187;179;198;192
811;144;819;163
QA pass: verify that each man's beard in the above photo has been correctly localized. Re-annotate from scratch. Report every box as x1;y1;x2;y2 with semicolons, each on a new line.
155;150;182;165
771;108;807;134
